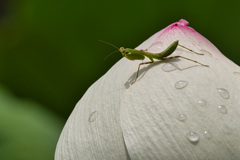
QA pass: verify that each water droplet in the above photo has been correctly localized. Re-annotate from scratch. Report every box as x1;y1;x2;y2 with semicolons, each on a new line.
203;130;212;139
177;114;187;121
162;63;177;72
186;132;200;142
200;49;212;57
88;111;98;122
222;126;233;135
173;48;183;55
218;105;227;114
233;72;240;77
198;100;207;107
174;80;188;89
217;88;230;99
148;42;163;53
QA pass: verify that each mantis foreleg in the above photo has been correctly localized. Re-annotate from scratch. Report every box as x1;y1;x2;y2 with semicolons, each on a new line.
132;61;154;85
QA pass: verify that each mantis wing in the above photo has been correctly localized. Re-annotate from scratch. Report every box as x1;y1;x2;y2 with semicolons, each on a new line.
125;53;145;61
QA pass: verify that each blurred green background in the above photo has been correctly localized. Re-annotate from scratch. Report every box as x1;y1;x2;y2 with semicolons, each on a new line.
0;0;239;159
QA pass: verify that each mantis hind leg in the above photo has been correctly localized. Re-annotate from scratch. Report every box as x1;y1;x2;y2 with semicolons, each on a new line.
131;61;154;85
163;56;209;67
178;44;203;55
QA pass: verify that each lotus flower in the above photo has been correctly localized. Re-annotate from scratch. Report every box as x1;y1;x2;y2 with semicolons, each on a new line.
55;19;240;160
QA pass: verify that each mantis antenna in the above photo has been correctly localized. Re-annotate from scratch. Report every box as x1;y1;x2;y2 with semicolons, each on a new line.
104;50;119;60
99;40;120;60
98;40;119;49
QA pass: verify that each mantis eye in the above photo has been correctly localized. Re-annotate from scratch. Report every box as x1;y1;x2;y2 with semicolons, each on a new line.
120;47;125;53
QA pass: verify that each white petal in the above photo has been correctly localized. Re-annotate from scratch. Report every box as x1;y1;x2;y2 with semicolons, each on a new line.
56;19;240;160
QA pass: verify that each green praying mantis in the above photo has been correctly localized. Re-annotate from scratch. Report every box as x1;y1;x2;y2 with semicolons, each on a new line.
101;40;209;85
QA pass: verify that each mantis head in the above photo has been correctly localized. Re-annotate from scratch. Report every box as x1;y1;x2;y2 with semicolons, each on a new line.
119;47;126;57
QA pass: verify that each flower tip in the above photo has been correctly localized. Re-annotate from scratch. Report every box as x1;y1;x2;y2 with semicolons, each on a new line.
176;19;189;26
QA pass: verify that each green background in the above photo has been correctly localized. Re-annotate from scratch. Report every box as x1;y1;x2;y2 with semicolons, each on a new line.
0;0;239;159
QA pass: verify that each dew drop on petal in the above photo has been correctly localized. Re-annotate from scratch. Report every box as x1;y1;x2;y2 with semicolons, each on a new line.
233;71;240;77
217;88;230;99
222;126;233;135
177;114;187;121
174;80;188;89
148;42;163;53
218;105;227;114
88;111;98;122
198;100;207;107
203;130;212;139
162;63;177;72
200;49;212;57
186;132;200;142
172;48;183;55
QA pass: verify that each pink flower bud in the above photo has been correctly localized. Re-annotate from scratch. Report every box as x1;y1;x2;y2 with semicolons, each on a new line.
55;19;240;160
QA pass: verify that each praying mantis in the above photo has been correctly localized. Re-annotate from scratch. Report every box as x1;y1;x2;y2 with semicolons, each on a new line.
101;40;209;85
